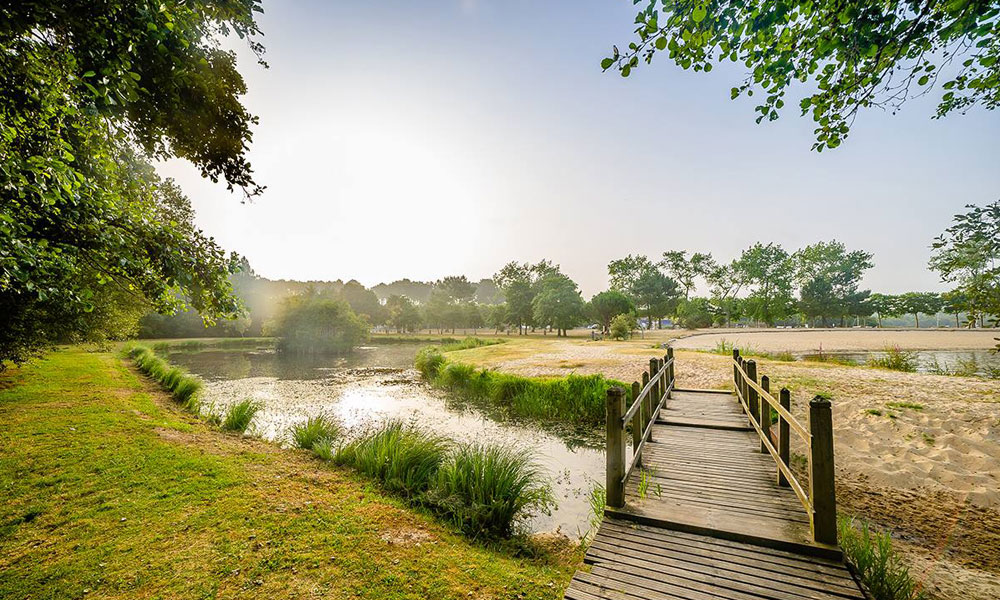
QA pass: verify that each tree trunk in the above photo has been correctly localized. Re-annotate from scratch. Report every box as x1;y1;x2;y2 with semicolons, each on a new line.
914;313;920;328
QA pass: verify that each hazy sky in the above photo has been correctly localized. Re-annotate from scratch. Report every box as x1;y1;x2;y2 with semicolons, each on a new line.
160;0;1000;298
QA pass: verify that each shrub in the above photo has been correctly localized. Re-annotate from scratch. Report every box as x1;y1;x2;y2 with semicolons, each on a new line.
290;415;340;450
838;517;925;600
428;443;553;539
609;314;635;340
221;399;262;433
868;347;918;372
415;347;446;378
269;295;369;354
335;420;448;496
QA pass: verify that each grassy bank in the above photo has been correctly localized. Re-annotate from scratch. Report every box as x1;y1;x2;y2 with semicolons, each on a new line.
415;347;628;425
0;350;577;599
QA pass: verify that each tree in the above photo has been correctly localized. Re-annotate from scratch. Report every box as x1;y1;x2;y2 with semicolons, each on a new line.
386;295;422;333
1;1;265;367
868;293;900;328
437;275;476;304
608;255;656;294
793;241;874;326
930;202;1000;327
897;292;942;328
486;303;508;334
494;262;534;334
661;251;715;299
632;269;681;330
705;261;747;327
941;289;969;328
588;290;635;334
463;303;485;334
340;280;385;325
674;297;714;329
605;2;1000;152
532;274;585;337
738;243;795;326
610;313;636;341
269;294;369;354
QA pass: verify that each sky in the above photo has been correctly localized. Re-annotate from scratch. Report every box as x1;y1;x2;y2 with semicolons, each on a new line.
159;0;1000;298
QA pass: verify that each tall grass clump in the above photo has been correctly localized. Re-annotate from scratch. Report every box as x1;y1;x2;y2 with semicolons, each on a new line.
428;443;553;539
415;347;625;425
221;399;262;433
125;344;203;411
438;337;505;352
334;420;449;496
838;517;925;600
289;415;341;449
868;347;918;372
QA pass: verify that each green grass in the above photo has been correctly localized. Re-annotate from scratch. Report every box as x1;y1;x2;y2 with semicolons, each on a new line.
289;415;341;449
0;349;577;599
221;399;262;433
838;517;926;600
706;339;796;362
147;338;275;354
863;408;884;417
886;402;923;411
438;337;506;353
428;443;554;539
867;347;919;372
587;484;606;532
415;347;628;425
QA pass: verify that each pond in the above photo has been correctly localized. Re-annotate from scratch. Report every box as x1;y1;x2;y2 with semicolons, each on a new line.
167;344;605;538
796;349;1000;375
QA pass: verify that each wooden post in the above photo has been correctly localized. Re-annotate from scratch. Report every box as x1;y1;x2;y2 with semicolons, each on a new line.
641;371;652;440
739;357;748;410
666;348;674;396
778;388;791;487
631;381;642;467
732;349;740;391
810;395;837;545
649;358;659;410
760;375;772;455
746;360;758;425
606;386;626;508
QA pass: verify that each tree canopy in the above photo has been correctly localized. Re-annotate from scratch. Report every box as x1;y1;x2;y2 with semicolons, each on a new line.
606;1;1000;151
1;0;265;366
930;201;1000;326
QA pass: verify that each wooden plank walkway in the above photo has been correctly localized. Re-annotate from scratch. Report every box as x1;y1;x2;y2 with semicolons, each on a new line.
564;384;866;600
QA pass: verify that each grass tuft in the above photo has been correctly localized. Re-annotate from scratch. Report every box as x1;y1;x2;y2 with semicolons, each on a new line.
124;344;203;412
289;415;340;450
838;517;925;600
334;420;449;497
221;399;262;433
427;443;553;539
868;347;918;372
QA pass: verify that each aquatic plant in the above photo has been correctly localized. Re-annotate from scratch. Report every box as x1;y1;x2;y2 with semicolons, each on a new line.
428;443;553;539
867;347;918;372
415;347;447;378
334;420;449;497
312;437;335;461
221;399;262;433
587;483;606;531
838;517;925;600
290;415;340;450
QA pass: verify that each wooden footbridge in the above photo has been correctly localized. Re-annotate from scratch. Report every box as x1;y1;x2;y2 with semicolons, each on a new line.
564;349;867;600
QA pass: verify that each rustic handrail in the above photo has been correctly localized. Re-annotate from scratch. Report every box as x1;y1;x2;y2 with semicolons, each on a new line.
606;348;675;508
731;349;838;545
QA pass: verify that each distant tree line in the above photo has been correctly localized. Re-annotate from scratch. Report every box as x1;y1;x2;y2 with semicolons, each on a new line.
132;202;1000;342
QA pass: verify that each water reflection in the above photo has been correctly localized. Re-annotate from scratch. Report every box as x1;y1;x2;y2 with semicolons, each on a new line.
166;344;604;537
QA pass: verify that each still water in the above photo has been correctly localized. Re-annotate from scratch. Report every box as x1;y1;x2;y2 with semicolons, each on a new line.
167;344;604;537
797;349;1000;374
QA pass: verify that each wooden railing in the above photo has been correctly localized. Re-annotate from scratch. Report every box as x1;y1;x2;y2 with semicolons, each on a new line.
605;348;675;509
732;349;838;545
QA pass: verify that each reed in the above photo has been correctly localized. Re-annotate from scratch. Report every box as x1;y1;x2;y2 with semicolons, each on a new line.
124;344;203;412
334;420;449;497
867;347;919;372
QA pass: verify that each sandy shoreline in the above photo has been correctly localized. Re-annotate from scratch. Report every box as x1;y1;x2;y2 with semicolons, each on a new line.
671;328;1000;352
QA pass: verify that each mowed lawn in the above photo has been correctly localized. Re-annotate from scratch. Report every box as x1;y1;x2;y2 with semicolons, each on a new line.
0;350;577;600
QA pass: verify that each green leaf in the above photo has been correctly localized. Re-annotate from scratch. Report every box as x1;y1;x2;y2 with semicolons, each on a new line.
692;5;707;23
918;75;930;86
655;37;667;50
601;57;614;69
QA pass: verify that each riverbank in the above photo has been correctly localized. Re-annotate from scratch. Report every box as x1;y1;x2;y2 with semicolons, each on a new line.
0;349;578;599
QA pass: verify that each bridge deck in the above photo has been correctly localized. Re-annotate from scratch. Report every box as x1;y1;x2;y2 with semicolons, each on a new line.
565;388;865;600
